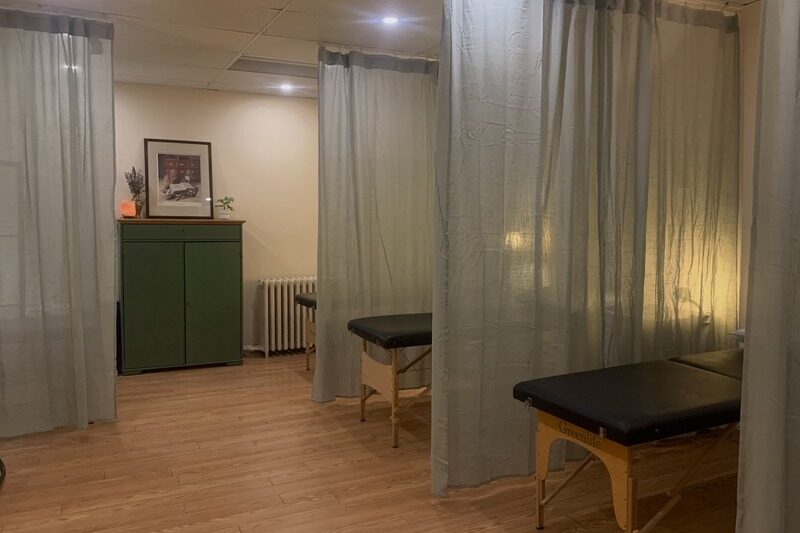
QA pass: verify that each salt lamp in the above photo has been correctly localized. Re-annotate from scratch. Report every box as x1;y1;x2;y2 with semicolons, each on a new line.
120;199;137;218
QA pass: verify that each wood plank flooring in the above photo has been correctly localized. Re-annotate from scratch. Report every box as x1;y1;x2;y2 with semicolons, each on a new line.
0;355;738;532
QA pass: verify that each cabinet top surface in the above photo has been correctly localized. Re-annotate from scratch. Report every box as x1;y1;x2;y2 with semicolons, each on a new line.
117;218;245;225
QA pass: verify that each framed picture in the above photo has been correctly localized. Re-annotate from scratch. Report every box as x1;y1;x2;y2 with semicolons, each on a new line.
144;138;213;218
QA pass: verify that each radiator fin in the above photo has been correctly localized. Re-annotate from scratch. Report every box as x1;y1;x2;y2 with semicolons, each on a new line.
261;277;316;354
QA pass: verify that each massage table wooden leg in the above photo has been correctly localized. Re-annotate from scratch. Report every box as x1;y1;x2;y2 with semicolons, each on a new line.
635;423;735;533
534;421;551;529
391;348;399;448
360;340;367;422
360;343;395;444
535;412;636;532
359;341;431;447
305;316;311;371
627;477;637;533
304;313;313;371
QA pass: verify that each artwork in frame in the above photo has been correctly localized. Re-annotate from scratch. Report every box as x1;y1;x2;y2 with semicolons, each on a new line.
144;138;213;218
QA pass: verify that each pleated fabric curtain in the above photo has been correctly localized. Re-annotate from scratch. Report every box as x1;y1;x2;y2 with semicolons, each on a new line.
594;2;740;365
432;0;739;494
433;0;557;495
314;49;437;402
737;1;800;530
0;9;117;436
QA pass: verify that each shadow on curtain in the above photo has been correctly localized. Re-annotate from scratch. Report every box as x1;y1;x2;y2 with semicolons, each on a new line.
432;0;739;494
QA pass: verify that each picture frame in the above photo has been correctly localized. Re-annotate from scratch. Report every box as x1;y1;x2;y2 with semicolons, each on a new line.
144;138;213;219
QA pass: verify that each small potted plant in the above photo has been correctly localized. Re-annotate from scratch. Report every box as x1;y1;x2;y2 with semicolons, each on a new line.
124;166;145;218
215;196;235;219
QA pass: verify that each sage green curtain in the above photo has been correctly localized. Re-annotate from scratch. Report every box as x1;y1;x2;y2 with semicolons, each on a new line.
0;8;116;436
737;1;800;530
433;0;739;493
314;49;437;402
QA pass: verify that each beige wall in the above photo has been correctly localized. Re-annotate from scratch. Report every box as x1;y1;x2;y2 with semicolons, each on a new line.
114;83;318;346
739;1;762;326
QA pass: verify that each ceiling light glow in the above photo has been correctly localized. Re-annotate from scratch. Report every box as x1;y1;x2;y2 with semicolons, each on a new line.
382;15;399;25
280;83;293;93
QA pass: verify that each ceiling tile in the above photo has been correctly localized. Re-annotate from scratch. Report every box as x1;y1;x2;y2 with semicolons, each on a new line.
114;39;238;69
110;16;252;52
118;77;210;91
209;70;317;98
114;62;208;89
266;9;439;57
234;0;293;9
244;35;318;64
37;0;282;33
288;0;441;21
114;59;220;84
3;0;444;94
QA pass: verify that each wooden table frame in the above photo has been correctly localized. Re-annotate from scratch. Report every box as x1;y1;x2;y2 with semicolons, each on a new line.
534;410;736;532
359;340;432;447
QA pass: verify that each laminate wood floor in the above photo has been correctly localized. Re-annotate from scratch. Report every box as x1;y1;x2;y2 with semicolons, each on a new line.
0;355;738;532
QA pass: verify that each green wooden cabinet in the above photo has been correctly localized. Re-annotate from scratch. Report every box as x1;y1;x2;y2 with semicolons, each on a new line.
122;241;186;370
119;220;244;374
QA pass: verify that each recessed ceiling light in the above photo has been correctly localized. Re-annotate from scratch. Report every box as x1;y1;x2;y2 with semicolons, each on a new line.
280;83;293;93
382;15;399;25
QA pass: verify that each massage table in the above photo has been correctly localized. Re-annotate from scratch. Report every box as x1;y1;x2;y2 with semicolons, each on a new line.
347;313;432;447
513;348;743;533
294;292;317;370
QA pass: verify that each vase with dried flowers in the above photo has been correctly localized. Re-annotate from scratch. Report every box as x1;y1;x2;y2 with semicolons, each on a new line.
124;167;145;218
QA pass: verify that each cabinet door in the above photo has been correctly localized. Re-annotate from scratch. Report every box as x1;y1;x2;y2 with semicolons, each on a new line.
184;242;242;365
122;241;186;371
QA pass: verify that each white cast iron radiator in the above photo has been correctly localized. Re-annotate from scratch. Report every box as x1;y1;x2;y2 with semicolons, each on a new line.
259;277;316;354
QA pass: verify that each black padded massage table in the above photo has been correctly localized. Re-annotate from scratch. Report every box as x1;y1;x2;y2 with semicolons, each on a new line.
347;313;433;447
513;348;743;533
294;292;317;370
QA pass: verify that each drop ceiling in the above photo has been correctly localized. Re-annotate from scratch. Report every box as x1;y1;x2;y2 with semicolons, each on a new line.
0;0;755;99
0;0;444;98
